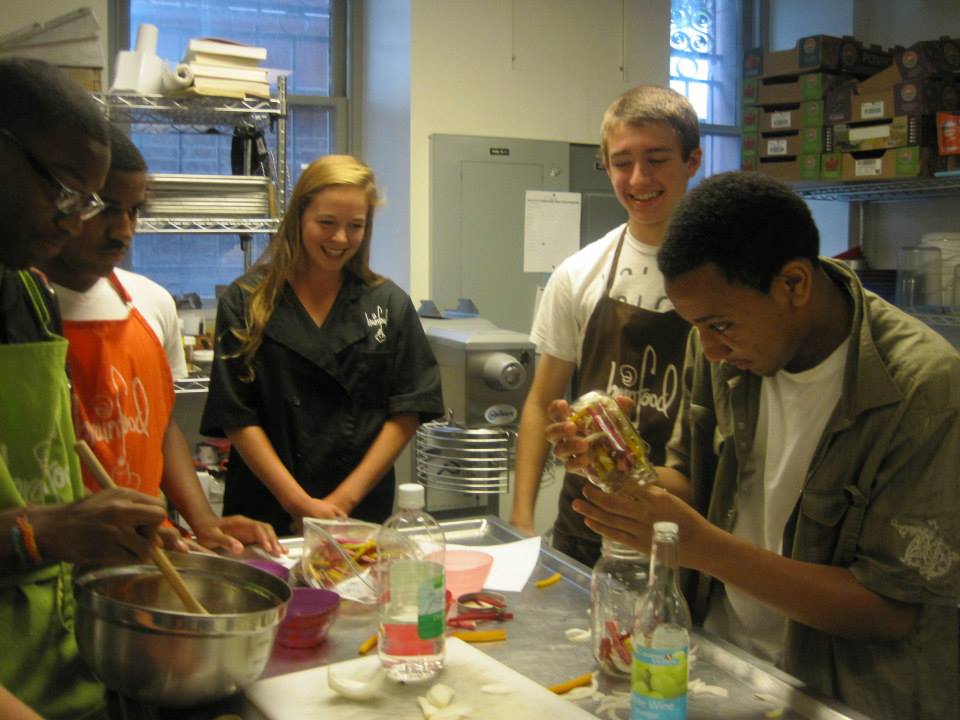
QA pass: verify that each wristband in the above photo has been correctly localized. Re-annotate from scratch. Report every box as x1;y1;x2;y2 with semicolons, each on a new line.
14;513;42;567
10;523;29;569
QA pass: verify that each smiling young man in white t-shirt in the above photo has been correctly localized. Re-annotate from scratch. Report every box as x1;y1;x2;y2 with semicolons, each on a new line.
510;86;701;566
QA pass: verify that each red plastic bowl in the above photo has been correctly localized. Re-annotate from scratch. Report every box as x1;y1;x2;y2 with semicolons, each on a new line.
276;588;340;649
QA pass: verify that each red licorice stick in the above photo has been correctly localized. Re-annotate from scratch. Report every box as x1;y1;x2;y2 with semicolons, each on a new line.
587;405;629;456
606;620;631;664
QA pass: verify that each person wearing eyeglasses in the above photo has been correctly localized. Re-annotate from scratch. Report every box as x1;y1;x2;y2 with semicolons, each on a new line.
0;59;168;719
40;128;284;559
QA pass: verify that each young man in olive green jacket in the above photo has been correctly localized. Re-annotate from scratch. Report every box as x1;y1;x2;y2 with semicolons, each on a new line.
560;172;959;719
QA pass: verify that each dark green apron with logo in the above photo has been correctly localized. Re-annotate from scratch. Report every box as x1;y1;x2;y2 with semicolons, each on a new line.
0;271;104;718
552;229;690;566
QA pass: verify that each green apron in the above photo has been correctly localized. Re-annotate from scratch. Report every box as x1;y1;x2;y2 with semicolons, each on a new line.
0;271;105;719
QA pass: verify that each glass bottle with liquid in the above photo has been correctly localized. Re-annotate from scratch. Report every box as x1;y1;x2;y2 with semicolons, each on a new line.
631;521;691;720
376;483;446;682
592;537;648;677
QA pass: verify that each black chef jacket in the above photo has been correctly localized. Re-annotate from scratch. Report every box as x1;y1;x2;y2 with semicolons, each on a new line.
200;271;444;534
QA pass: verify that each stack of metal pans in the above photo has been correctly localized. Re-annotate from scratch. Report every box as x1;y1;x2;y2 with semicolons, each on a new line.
415;420;513;495
144;174;274;217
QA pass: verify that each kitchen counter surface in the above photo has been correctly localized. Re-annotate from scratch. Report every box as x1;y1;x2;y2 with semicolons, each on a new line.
110;516;869;719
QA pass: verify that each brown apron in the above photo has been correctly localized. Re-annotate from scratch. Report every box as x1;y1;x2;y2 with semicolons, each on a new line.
552;228;690;566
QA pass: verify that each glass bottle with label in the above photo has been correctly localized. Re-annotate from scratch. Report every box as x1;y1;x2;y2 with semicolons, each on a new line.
631;521;691;720
591;537;648;676
376;483;446;682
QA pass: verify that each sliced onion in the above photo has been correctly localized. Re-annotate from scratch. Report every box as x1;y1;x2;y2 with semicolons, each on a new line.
327;662;385;700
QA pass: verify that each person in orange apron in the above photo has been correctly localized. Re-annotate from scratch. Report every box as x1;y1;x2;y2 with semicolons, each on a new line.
0;59;168;719
40;128;283;557
511;86;701;567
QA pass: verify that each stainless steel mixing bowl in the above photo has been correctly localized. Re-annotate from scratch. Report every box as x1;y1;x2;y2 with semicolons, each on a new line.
74;551;291;707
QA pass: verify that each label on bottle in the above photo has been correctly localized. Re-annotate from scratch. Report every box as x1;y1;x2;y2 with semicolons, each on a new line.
417;570;445;639
630;644;688;720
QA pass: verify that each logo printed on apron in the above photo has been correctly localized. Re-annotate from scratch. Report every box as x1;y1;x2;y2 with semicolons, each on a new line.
604;344;680;422
77;366;152;490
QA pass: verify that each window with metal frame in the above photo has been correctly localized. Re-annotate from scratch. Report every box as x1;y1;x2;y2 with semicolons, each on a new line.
670;0;745;183
115;0;347;298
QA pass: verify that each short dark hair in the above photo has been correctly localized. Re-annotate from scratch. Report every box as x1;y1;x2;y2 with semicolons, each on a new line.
0;58;108;145
109;125;147;173
658;172;820;293
600;86;700;164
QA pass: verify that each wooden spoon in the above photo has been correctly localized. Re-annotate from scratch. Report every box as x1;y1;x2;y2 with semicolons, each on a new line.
74;440;209;615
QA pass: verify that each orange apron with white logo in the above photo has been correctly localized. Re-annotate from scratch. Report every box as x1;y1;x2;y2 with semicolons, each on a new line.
62;272;174;497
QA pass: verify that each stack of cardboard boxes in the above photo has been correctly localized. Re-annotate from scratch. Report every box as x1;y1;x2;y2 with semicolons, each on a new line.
821;37;960;180
742;35;891;181
743;35;960;183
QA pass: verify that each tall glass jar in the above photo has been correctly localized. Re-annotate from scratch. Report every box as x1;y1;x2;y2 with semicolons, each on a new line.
591;537;648;676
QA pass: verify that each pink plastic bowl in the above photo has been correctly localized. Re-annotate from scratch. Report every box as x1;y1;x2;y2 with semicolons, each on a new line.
443;550;494;601
276;587;340;649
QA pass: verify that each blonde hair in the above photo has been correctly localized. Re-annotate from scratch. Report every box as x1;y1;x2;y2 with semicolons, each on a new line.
230;154;384;380
599;86;700;166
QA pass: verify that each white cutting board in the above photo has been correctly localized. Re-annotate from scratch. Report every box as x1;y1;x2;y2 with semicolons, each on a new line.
245;638;596;720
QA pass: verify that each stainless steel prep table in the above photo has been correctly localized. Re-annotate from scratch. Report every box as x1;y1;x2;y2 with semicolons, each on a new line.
115;516;869;720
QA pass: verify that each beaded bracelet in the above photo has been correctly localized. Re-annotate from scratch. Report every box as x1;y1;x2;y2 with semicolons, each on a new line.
13;514;42;567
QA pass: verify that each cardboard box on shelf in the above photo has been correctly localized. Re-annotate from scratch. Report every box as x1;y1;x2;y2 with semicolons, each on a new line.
757;73;849;106
743;35;891;80
858;38;960;93
839;145;936;180
825;79;959;123
759;127;830;158
60;66;101;92
937;111;960;155
833;116;934;153
820;152;843;180
759;101;824;132
755;153;821;181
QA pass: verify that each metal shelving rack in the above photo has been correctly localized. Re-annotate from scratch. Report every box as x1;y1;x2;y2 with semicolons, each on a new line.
94;76;288;243
790;175;960;250
95;79;289;395
792;176;960;203
172;377;210;394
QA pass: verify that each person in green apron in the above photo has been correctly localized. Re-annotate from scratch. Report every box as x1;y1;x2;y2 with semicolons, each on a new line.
511;86;701;566
0;58;168;720
562;172;960;720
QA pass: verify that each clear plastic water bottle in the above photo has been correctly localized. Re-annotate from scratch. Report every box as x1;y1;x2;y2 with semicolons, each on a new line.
631;521;692;720
591;538;648;677
376;483;446;682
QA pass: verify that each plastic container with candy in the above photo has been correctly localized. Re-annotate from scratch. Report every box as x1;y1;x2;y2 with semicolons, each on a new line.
301;518;379;606
567;391;657;493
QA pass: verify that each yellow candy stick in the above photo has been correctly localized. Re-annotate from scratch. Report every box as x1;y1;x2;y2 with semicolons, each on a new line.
534;572;561;589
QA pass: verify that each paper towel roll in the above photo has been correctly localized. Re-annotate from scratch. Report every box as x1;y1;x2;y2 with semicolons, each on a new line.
137;53;164;95
111;50;140;92
161;62;194;92
135;23;159;57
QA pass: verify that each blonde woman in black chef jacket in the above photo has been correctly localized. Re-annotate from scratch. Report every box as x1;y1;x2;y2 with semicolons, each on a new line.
201;155;443;534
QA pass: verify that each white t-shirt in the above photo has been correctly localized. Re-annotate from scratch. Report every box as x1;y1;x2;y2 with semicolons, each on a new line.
704;338;849;663
531;224;673;363
52;267;188;379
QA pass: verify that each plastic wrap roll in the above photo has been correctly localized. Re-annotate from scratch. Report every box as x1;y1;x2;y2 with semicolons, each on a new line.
161;62;194;92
